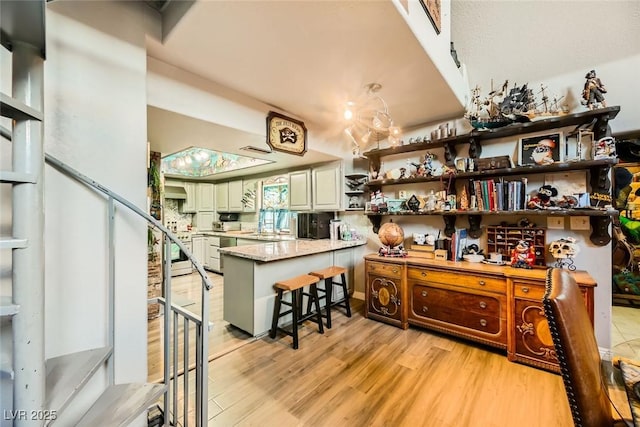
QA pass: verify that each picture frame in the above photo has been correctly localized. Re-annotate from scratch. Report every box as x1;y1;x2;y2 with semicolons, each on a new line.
266;111;307;156
518;132;564;166
419;0;441;34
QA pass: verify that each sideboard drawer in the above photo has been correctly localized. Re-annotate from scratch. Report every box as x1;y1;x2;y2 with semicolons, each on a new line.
408;267;505;293
367;261;403;279
513;281;545;300
412;284;501;317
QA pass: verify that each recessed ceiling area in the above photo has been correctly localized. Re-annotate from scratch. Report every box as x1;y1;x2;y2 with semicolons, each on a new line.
147;106;339;181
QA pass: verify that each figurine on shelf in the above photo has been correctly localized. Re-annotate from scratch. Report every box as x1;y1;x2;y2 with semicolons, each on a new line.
527;185;558;209
549;237;580;271
581;69;607;110
459;185;469;210
510;240;536;269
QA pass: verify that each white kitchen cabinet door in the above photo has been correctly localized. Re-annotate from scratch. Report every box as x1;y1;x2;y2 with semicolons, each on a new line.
312;162;342;211
197;183;214;211
242;179;257;212
289;169;311;211
192;236;205;266
228;180;244;212
216;182;229;212
181;182;197;213
195;211;214;231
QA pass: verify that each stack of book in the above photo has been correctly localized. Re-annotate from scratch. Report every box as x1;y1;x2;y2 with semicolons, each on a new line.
468;177;528;211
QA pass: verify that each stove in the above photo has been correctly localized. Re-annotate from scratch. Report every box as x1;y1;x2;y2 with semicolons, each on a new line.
171;233;193;276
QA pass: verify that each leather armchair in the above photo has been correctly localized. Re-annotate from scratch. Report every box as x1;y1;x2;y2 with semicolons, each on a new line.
543;267;637;427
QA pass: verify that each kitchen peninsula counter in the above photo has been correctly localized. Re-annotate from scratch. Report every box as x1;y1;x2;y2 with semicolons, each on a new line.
219;239;366;262
220;239;366;336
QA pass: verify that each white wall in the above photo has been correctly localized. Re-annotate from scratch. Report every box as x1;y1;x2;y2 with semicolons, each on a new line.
43;2;157;422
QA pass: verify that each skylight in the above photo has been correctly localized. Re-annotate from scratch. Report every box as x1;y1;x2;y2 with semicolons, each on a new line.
161;146;273;177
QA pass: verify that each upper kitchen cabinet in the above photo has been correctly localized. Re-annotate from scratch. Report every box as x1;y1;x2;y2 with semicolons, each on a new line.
216;180;244;212
216;182;229;212
289;169;311;211
181;182;197;213
196;183;214;211
312;162;343;211
228;180;244;212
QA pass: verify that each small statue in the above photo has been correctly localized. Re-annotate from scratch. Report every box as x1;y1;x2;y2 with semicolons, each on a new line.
527;185;558;209
581;69;607;110
549;237;580;271
510;240;536;269
459;185;469;210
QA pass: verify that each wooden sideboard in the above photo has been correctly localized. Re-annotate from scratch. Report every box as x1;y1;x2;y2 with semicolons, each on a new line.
364;254;596;372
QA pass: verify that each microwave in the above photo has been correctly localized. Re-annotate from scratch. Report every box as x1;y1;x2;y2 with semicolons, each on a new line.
297;212;333;239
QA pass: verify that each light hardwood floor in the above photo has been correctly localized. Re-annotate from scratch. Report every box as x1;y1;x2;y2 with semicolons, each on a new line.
150;272;639;426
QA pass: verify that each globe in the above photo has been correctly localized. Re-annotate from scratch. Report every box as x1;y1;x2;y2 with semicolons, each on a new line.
378;222;404;248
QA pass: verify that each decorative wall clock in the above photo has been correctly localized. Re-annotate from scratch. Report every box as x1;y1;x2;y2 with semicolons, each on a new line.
266;111;307;156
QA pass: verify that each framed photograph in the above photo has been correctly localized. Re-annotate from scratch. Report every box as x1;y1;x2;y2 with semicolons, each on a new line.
419;0;441;34
518;132;563;166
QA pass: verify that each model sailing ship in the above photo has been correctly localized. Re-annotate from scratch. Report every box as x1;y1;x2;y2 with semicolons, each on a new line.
466;80;567;130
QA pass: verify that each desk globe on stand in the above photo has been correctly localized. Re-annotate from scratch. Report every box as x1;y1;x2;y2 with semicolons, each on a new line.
378;221;407;257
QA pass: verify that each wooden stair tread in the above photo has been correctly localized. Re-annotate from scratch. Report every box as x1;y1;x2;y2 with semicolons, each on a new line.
275;274;319;291
76;383;165;427
309;266;347;279
45;347;112;413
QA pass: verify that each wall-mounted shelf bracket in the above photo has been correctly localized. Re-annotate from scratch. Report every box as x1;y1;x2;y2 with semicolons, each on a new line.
443;216;456;237
589;216;611;246
443;142;457;165
468;215;482;238
368;215;382;234
469;137;482;159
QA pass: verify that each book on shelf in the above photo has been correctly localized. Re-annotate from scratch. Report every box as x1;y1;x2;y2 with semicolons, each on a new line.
468;177;528;212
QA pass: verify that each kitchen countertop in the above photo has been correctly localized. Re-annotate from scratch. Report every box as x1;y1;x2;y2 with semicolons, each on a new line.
219;239;367;262
191;231;296;241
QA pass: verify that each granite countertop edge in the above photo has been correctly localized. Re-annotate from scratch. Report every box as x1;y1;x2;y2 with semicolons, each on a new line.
220;239;367;262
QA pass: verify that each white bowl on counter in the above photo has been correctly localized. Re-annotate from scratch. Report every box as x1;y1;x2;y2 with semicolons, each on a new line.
463;254;485;263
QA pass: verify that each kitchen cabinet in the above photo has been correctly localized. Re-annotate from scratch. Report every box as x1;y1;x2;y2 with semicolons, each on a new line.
197;183;214;211
363;107;620;244
228;180;243;212
216;181;243;212
181;182;197;213
289;169;311;211
363;255;596;372
216;182;229;212
205;236;221;272
192;236;205;265
195;211;214;232
312;162;343;211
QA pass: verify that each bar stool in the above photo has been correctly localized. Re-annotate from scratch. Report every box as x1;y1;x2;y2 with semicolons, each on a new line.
308;266;351;329
269;274;324;349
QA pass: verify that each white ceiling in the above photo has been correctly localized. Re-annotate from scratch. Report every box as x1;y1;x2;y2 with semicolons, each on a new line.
145;0;466;178
146;0;640;180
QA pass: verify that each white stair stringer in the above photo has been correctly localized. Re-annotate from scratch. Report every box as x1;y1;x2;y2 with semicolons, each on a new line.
75;383;166;427
44;346;112;422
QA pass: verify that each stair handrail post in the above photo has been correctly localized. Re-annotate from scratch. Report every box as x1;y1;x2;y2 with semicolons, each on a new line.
107;197;116;385
11;40;46;426
163;234;172;426
199;276;210;425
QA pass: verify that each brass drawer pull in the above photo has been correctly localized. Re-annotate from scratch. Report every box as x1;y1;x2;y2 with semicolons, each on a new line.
421;290;428;297
478;280;486;286
392;268;399;274
422;306;428;313
521;287;530;293
480;319;487;327
421;271;427;277
479;301;487;309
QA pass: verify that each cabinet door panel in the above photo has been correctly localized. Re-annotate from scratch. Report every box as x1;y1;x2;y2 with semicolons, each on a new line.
228;180;243;212
197;183;214;211
289;170;311;211
366;274;403;324
312;164;342;210
513;298;557;367
216;182;229;212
